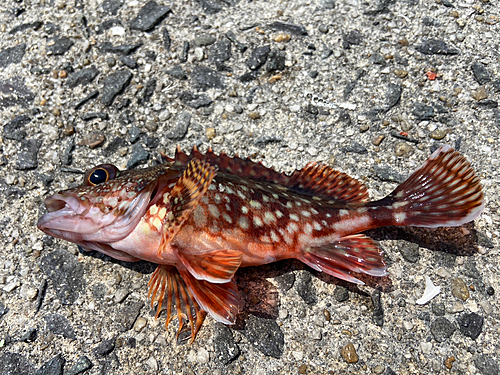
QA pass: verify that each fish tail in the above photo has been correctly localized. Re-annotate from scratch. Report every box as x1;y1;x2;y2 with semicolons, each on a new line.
378;145;484;228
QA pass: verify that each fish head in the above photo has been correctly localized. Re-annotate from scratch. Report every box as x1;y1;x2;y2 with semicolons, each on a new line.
37;163;181;247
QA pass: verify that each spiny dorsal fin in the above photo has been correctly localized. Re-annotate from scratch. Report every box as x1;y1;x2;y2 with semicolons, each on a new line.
162;146;369;203
157;159;216;255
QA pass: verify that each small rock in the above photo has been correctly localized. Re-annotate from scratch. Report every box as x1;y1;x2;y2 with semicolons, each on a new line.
179;92;212;108
266;50;286;72
0;44;26;68
244;315;284;358
444;356;456;370
446;302;465;314
37;354;65;375
127;143;149;169
413;102;434;120
372;135;385;146
16;139;42;170
432;302;446;316
44;314;76;339
194;34;216;47
429;129;447;140
395;142;413;157
458;312;483;340
296;271;317;306
191;65;226;91
213;324;240;365
472;87;488;101
145;357;158;371
3;115;30;141
334;286;349;302
120;56;137;69
100;70;133;106
166;65;187;80
268;21;308;36
474;355;499;375
133;317;147;332
79;132;106;149
225;31;247;52
415;39;459;55
100;42;142;55
166;111;190;140
343;30;363;48
209;39;231;69
471;62;491;85
431;317;456;342
129;1;171;31
399;241;420;263
65;355;93;375
0;353;35;375
451;278;469;301
0;76;35;108
47;37;73;55
115;300;143;332
246;45;271;70
180;41;189;62
206;127;216;140
341;343;358;363
94;338;115;356
371;289;384;327
80;112;109;121
254;134;282;146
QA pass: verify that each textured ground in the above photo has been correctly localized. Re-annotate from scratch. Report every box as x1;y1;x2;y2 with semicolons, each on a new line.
0;0;499;374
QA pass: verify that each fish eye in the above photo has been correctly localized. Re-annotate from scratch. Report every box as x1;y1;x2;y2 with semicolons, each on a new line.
84;164;119;186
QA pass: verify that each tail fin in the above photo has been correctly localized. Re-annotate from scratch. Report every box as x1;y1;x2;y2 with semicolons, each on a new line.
380;145;484;228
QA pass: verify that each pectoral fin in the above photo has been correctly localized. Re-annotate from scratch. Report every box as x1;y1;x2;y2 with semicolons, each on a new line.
176;248;243;283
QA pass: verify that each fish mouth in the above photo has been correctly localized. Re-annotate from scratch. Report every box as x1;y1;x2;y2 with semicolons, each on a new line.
37;183;156;244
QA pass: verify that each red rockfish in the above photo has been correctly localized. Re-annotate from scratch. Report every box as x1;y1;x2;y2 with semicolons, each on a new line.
37;145;484;342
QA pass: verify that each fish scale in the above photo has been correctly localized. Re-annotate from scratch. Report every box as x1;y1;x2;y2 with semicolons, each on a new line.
37;145;484;343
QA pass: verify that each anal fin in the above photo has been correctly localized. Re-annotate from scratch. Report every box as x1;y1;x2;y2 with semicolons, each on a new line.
299;234;387;285
176;248;243;283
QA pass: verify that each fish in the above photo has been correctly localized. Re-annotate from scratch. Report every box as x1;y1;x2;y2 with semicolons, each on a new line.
37;145;484;342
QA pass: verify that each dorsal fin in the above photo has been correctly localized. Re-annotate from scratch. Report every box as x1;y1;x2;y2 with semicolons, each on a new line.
161;147;369;203
288;162;369;203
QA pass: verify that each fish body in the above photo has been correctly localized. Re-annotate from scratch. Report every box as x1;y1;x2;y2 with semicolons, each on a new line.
37;145;484;341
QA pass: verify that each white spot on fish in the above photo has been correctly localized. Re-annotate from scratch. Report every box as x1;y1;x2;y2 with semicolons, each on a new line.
237;190;246;200
149;205;159;215
286;201;293;209
208;204;220;219
225;186;235;195
158;207;167;220
392;201;407;209
332;215;371;232
287;222;298;233
290;214;300;222
275;210;284;219
393;212;407;224
239;216;249;230
313;221;322;231
295;201;302;207
214;194;222;204
339;209;349;217
127;191;136;198
310;208;319;215
208;184;216;191
272;194;279;199
270;230;280;243
241;206;249;214
301;210;311;218
263;211;276;224
250;200;262;209
262;195;269;203
193;206;207;227
222;212;233;224
304;223;313;235
153;218;162;230
253;216;263;227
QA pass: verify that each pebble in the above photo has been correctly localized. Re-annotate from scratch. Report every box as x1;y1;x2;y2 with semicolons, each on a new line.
166;111;191;140
129;1;171;31
179;92;212;108
432;302;446;316
66;356;93;375
3;115;30;141
127;143;149;168
206;127;216;140
145;357;158;371
94;338;115;356
371;289;384;327
100;70;133;106
101;42;143;55
115;300;144;332
0;77;35;108
225;31;247;52
79;132;106;149
394;69;408;78
244;315;284;358
133;317;147;332
436;267;451;278
0;44;26;68
16;139;41;170
446;302;464;314
47;36;73;55
120;56;137;69
458;312;483;340
209;39;231;69
451;278;469;301
413;102;434;120
114;288;129;303
37;354;65;375
269;21;308;36
431;317;456;342
296;271;317;306
213;323;240;365
474;355;499;375
472;86;488;101
266;50;286;72
471;62;491;85
421;342;432;354
0;353;34;374
298;364;307;374
394;142;413;157
415;39;459;55
194;34;216;47
340;343;359;363
318;24;329;33
44;314;77;339
444;356;455;369
3;280;20;293
191;65;226;91
372;135;385;146
247;45;271;70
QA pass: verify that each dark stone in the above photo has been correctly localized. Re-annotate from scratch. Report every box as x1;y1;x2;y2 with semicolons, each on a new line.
16;139;41;170
129;1;171;31
120;56;137;69
194;0;225;14
385;83;402;111
486;286;495;296
274;273;295;294
209;39;231;69
296;271;317;305
67;66;100;88
138;77;157;104
100;70;132;106
412;102;434;121
100;42;142;55
94;338;115;356
266;49;285;72
0;43;26;68
213;324;240;364
47;37;73;56
471;62;491;85
0;301;8;317
162;28;171;50
399;241;420;263
0;77;35;108
30;66;52;75
44;314;76;339
116;98;131;110
239;71;258;82
9;21;42;35
334;286;349;302
145;137;159;148
101;0;123;15
92;283;107;301
371;52;385;65
343;142;368;154
458;312;483;340
431;302;445;316
128;126;142;143
3;115;30;141
246;45;271;70
476;100;498;109
493;79;500;92
371;289;384;327
422;17;441;27
338;110;351;125
268;21;308;36
180;41;189;62
95;19;122;34
40;249;86;305
103;137;127;157
474;355;499;375
80;112;108;121
166;111;190;140
309;70;318;79
373;165;406;183
166;65;187;80
244;315;284;358
194;34;216;47
19;327;37;342
66;356;93;375
191;65;225;91
430;317;456;342
343;30;363;48
126;143;149;169
73;90;99;109
179;92;212;108
0;352;35;375
43;23;59;35
415;39;459;55
115;300;143;332
463;261;481;279
254;135;283;146
225;31;247;52
36;354;65;375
